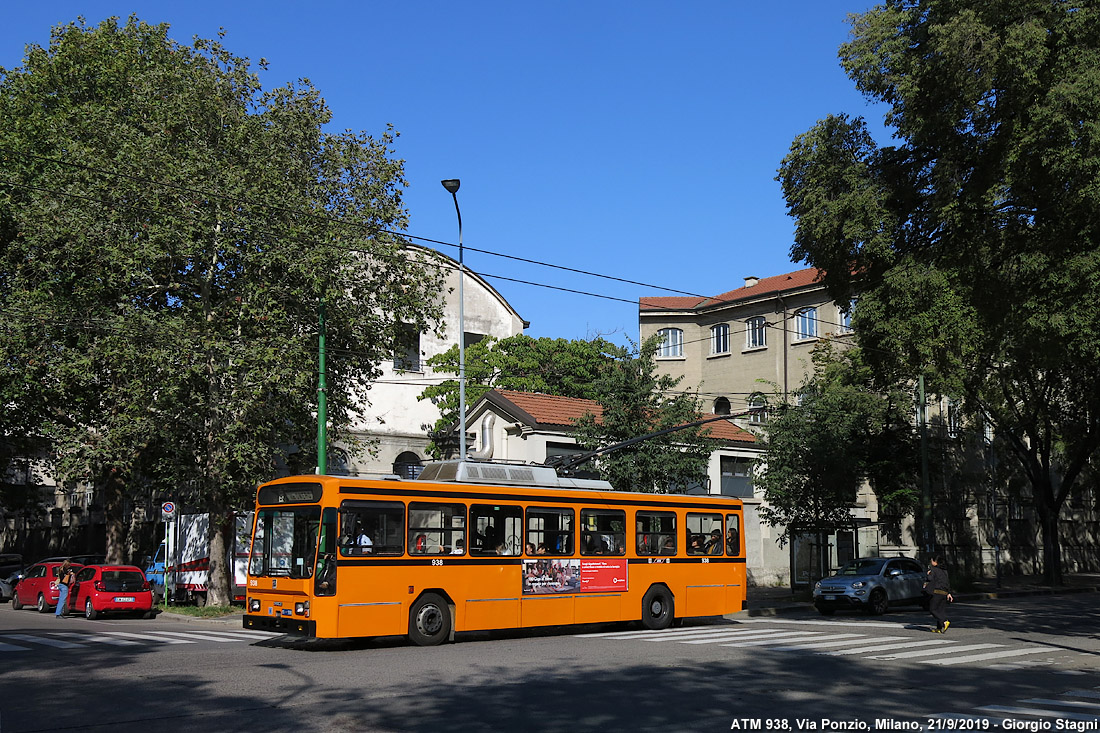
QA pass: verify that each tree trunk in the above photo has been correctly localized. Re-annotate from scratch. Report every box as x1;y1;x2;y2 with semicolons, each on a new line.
103;471;127;564
206;512;233;606
1039;509;1063;587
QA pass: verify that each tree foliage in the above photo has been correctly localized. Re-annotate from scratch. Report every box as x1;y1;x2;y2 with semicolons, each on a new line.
571;335;718;493
0;17;445;601
419;334;618;454
756;342;919;544
777;0;1100;582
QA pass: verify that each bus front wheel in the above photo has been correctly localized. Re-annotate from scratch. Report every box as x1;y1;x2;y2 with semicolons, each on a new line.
409;593;451;646
641;586;674;630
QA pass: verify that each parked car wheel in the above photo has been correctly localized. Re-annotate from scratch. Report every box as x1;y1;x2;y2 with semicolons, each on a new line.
37;593;50;613
143;610;156;620
85;598;98;620
867;589;889;615
12;593;23;611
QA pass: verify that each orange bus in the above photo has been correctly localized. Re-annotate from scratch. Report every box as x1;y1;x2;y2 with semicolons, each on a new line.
242;460;746;645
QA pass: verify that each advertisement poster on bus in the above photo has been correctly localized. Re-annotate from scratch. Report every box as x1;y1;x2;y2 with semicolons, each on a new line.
522;559;628;595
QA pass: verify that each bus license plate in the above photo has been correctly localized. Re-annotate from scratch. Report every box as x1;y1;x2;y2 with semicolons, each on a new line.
114;596;135;603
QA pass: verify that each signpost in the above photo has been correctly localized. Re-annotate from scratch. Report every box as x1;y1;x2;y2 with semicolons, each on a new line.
159;501;176;608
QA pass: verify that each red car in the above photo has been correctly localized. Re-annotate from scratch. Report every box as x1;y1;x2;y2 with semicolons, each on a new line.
68;564;156;619
11;561;84;612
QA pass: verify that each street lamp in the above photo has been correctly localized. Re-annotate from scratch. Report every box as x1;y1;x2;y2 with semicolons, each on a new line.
440;179;466;462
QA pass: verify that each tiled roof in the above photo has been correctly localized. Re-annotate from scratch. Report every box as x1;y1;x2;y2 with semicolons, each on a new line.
640;267;824;312
489;389;755;444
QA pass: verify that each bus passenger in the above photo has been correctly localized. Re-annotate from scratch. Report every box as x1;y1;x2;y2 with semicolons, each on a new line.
525;542;536;556
451;538;465;555
536;544;547;555
660;537;676;555
707;530;723;555
357;528;373;554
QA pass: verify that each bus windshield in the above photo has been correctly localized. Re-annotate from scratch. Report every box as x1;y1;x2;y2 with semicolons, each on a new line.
249;506;321;579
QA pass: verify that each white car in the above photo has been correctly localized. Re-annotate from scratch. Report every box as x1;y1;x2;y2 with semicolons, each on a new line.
813;557;929;615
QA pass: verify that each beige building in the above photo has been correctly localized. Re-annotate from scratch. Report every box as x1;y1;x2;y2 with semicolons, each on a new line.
639;267;878;586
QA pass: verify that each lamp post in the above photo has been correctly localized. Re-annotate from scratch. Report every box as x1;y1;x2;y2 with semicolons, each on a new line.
441;178;466;461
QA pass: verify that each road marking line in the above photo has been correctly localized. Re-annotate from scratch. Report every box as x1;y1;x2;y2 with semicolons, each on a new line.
977;705;1100;722
773;635;906;651
617;628;748;641
0;641;30;652
1021;698;1100;711
578;626;741;640
922;648;1056;665
0;634;83;648
720;633;838;647
183;630;278;640
740;618;901;629
871;643;1001;660
680;630;826;644
1065;690;1100;699
135;630;251;643
823;639;954;656
102;632;195;644
50;632;141;646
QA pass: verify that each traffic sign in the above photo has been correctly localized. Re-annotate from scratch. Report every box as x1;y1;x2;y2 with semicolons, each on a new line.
161;501;176;519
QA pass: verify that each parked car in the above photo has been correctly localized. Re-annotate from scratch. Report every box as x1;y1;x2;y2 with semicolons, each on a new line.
11;561;84;612
67;564;156;620
813;556;929;615
0;573;15;603
0;554;22;602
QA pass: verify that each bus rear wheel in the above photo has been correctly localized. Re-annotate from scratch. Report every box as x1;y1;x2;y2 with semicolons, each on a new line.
409;593;451;646
641;586;674;630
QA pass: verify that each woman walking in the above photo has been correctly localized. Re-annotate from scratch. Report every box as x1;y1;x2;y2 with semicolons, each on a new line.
925;555;953;633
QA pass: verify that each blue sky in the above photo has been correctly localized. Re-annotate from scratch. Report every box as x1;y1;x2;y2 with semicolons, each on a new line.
2;1;886;344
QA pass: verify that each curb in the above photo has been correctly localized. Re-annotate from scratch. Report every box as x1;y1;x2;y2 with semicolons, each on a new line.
740;584;1100;617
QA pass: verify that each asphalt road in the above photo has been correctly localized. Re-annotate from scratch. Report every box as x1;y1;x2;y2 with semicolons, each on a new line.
1;595;1097;732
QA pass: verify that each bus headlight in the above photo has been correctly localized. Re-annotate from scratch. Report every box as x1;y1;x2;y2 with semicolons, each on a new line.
249;597;261;613
295;601;309;616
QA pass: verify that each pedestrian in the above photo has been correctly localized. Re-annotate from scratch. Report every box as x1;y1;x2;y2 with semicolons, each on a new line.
924;554;953;633
55;559;75;618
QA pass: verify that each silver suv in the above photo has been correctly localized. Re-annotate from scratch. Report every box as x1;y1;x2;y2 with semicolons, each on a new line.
813;557;928;615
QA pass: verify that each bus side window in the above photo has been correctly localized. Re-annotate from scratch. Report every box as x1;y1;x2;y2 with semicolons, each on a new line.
526;507;573;556
726;513;741;556
580;508;625;556
637;511;676;556
338;501;405;556
686;512;723;556
471;504;523;556
408;502;466;556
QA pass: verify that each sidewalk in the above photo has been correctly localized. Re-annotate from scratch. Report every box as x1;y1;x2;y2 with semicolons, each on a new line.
743;572;1100;617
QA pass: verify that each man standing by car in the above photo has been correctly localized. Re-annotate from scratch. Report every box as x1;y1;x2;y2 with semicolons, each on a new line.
54;559;75;618
925;555;953;633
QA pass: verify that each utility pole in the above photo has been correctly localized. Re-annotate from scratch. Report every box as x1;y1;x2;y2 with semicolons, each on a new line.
316;300;328;475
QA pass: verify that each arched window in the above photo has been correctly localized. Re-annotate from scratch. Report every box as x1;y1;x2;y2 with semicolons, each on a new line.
745;316;767;349
392;451;423;479
795;307;818;340
329;448;351;475
657;328;683;357
710;324;730;354
748;393;768;424
713;397;731;415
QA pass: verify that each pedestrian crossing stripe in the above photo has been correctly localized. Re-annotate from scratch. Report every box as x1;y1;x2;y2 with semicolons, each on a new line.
0;628;280;652
932;688;1100;722
577;626;1075;667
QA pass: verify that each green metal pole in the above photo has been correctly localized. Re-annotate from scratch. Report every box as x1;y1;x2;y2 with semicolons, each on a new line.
919;374;932;553
317;300;328;475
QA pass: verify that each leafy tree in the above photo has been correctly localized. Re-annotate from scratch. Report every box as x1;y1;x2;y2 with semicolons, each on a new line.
419;334;617;455
777;0;1100;583
0;17;445;602
571;335;718;493
756;341;919;544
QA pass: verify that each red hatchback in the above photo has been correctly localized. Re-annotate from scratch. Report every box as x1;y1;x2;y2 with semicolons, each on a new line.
68;565;156;619
11;561;83;613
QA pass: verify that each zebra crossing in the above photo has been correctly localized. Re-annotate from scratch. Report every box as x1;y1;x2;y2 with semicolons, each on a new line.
931;686;1100;725
0;626;280;653
576;620;1073;669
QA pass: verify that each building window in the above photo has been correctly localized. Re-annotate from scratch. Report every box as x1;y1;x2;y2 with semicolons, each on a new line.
394;323;421;371
745;316;767;349
795;307;818;340
392;451;423;479
657;328;683;357
720;456;754;498
947;398;961;439
713;397;731;415
748;393;767;423
463;332;485;348
837;299;856;334
710;324;730;354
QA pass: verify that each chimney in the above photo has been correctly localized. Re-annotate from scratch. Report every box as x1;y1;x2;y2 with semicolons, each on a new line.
744;276;760;288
